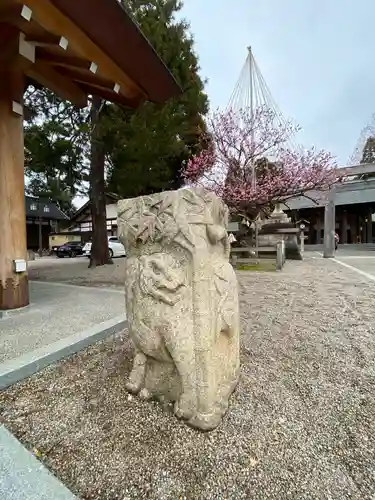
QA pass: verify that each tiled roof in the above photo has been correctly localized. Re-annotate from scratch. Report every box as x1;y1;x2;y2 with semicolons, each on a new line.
25;196;69;220
70;193;120;221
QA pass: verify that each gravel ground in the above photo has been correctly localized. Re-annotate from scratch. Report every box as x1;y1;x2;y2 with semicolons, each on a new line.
28;258;125;289
2;256;375;500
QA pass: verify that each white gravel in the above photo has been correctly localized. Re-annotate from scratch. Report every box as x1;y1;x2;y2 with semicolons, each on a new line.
2;256;375;499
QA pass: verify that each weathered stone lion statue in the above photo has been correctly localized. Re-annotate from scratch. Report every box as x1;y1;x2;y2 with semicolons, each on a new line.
117;187;240;431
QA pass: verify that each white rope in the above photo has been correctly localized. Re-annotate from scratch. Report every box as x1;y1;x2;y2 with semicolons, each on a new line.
227;47;298;152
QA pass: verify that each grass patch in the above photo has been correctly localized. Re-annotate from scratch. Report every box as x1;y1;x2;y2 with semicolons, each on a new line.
236;261;277;272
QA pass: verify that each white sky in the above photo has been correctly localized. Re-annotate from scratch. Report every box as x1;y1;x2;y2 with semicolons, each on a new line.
75;0;374;208
180;0;374;165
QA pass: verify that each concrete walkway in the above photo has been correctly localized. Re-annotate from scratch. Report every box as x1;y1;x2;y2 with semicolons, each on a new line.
334;255;375;280
0;426;76;500
306;244;375;281
0;281;125;363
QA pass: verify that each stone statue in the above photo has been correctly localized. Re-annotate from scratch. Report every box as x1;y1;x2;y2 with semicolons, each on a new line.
117;187;240;431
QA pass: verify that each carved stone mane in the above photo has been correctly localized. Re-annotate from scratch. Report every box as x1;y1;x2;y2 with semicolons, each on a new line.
118;187;240;431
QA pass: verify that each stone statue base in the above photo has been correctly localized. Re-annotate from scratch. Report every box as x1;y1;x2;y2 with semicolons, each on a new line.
118;188;240;431
258;205;302;260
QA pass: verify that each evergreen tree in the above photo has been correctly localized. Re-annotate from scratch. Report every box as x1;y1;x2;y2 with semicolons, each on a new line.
105;0;209;198
361;137;375;164
24;87;89;216
356;137;375;180
23;0;207;267
88;96;112;267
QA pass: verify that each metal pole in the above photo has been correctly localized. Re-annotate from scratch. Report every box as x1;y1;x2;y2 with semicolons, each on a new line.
323;187;336;258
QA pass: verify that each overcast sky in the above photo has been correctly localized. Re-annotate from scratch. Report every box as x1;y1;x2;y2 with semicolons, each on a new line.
180;0;374;165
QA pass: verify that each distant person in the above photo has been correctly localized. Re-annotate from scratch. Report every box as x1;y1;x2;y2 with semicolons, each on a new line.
334;232;339;251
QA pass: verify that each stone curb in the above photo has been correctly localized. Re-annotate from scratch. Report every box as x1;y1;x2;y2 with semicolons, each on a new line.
0;425;77;499
0;314;127;390
29;280;124;294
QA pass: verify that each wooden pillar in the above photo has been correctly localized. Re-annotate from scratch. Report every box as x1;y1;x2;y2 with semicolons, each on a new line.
367;209;373;243
0;68;29;309
323;188;335;258
352;214;358;243
340;211;348;244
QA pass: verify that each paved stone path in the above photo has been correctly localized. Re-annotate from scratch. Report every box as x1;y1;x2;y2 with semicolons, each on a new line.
334;255;375;280
0;281;125;363
305;244;375;281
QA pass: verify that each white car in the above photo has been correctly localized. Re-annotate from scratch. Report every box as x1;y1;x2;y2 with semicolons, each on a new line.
83;236;126;258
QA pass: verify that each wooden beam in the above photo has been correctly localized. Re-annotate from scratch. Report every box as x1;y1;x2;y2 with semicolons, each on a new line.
0;3;32;29
0;68;29;310
26;62;87;107
0;28;35;71
57;66;117;92
35;47;94;71
24;0;142;100
79;83;143;108
25;33;68;49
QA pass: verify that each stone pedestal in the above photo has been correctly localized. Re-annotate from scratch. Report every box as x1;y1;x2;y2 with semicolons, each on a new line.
258;205;302;260
118;188;240;431
268;204;291;224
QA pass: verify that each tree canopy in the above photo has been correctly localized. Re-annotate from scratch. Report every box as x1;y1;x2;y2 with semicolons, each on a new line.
183;107;338;221
24;87;89;217
361;137;375;164
24;0;209;211
105;0;209;197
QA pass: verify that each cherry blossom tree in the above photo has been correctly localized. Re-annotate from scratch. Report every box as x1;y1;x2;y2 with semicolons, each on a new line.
182;106;338;220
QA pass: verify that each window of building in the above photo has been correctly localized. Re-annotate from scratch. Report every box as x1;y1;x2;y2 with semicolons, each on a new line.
43;206;50;213
30;203;37;211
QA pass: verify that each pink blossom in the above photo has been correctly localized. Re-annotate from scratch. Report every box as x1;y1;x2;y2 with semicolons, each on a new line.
183;106;338;218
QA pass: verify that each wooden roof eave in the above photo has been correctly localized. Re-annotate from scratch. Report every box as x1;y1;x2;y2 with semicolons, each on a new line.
49;0;182;103
1;0;181;108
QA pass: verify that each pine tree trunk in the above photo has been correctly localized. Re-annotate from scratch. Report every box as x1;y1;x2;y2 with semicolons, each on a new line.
88;96;112;268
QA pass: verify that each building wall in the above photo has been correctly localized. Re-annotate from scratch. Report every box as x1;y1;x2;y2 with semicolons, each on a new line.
49;234;81;249
26;223;50;251
74;220;117;235
106;204;117;219
76;203;117;223
71;203;118;236
290;203;375;244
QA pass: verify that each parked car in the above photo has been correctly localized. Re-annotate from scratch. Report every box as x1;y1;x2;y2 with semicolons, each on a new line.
52;241;80;254
83;236;126;258
56;241;84;258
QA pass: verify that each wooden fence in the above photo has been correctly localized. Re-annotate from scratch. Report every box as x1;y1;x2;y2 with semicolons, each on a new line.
230;241;286;271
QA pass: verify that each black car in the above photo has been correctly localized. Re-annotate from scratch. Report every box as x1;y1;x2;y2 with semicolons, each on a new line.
56;241;84;258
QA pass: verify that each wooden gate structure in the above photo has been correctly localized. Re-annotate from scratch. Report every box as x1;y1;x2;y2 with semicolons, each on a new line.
0;0;181;310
